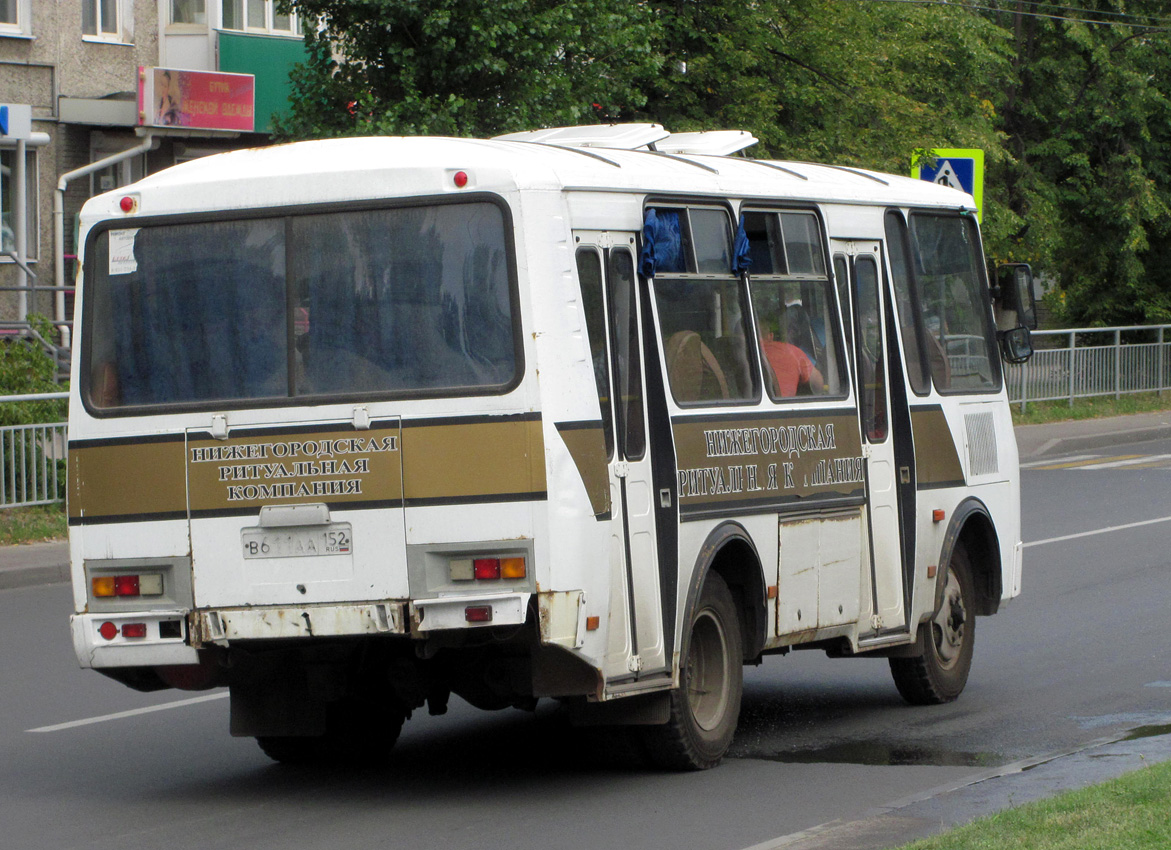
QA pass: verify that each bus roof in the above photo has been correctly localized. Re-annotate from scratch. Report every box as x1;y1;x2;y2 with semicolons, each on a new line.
85;135;976;221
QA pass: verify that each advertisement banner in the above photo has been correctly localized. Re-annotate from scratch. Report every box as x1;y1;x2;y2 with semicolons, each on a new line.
138;66;255;132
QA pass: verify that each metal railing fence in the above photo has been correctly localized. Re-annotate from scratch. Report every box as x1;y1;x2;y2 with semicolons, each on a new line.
0;392;68;509
1005;325;1171;411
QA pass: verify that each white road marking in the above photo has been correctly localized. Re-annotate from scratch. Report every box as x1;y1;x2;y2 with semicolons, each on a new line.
1025;515;1171;548
27;691;228;733
1020;454;1102;469
1074;453;1171;470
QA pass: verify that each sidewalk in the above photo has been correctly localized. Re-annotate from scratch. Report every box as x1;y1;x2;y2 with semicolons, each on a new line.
5;412;1171;593
0;538;68;590
1014;409;1171;462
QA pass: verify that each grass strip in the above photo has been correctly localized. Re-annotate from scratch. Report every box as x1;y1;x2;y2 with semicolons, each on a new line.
1011;392;1171;426
0;503;67;545
899;759;1171;850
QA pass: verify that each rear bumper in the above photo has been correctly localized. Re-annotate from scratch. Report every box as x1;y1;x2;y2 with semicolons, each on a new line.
191;601;408;645
71;612;199;668
73;590;579;668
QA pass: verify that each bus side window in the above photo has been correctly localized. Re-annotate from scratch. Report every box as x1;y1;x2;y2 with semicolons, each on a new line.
834;254;854;366
575;247;614;458
854;256;887;441
650;206;757;406
744;209;844;401
885;211;931;395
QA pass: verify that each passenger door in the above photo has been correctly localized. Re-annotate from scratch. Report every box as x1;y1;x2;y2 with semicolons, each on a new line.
575;234;668;683
833;240;909;636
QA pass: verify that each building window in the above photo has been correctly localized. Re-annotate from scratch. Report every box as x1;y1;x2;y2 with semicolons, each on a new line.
0;0;31;36
0;147;40;261
221;0;300;35
83;0;126;41
171;0;207;25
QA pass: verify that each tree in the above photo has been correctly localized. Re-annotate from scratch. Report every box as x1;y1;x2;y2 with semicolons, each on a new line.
274;0;663;139
275;0;1171;327
633;0;1010;172
991;2;1171;325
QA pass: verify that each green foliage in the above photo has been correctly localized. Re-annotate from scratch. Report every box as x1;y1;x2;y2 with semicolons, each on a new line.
991;2;1171;326
900;758;1171;850
637;0;1010;173
0;315;66;426
275;0;1171;328
1012;391;1171;426
0;316;67;505
0;504;66;544
273;0;663;138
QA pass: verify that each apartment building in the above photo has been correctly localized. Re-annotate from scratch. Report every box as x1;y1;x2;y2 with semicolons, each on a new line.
0;0;306;343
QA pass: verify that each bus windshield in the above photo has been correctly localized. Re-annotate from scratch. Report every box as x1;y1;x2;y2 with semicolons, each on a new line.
84;201;518;411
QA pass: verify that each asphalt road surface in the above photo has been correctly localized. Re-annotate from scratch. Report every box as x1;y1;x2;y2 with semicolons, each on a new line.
2;436;1170;850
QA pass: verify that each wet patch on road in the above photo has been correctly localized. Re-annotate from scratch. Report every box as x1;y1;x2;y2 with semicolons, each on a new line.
744;741;1007;768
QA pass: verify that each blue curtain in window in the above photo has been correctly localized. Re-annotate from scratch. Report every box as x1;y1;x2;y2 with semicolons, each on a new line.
639;208;684;277
732;215;752;274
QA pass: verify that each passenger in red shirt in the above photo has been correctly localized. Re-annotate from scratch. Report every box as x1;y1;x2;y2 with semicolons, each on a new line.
759;320;824;397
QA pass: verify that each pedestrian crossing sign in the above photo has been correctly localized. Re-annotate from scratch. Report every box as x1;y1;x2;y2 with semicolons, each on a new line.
912;149;984;222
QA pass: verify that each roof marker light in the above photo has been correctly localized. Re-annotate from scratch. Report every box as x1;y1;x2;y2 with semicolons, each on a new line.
453;171;469;188
119;196;137;213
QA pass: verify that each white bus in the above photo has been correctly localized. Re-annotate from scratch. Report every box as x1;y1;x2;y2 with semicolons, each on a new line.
67;125;1035;769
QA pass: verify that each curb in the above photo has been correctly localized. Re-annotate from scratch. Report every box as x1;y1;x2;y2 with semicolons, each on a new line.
746;723;1171;850
0;540;69;591
0;560;68;590
1015;422;1171;462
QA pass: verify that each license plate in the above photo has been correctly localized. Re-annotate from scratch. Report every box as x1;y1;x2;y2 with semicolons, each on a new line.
241;524;353;559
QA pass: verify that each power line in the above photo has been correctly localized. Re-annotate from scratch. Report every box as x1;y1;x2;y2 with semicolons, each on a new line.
835;0;1171;31
1008;0;1171;26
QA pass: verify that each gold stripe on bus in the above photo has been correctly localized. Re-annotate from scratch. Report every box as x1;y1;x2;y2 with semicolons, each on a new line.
672;412;865;510
401;417;546;504
910;407;965;487
69;440;187;520
555;422;611;517
187;427;403;512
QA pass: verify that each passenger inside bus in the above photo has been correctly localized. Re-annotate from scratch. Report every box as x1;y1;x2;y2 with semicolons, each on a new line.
758;308;824;397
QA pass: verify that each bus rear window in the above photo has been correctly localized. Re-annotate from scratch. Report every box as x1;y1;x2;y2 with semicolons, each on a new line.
84;201;518;410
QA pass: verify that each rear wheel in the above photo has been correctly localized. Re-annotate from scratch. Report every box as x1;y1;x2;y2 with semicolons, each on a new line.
890;545;976;705
643;572;742;770
257;697;406;766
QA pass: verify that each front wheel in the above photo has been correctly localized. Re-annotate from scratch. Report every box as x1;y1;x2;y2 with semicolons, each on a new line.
889;545;976;705
643;572;743;770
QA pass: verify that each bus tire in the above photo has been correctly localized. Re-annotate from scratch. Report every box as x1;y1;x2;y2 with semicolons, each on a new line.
257;698;406;766
890;545;976;705
643;572;742;770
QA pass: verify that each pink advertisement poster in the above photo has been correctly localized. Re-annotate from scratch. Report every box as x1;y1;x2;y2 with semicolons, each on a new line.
139;67;255;132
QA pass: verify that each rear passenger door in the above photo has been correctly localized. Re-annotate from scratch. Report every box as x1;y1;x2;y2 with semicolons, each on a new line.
833;239;908;636
575;234;668;685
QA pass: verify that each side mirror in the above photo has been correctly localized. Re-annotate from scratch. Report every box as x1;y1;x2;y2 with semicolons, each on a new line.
999;325;1033;364
996;263;1038;330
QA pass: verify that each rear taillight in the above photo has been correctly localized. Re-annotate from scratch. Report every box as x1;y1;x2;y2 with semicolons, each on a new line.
92;573;163;598
451;556;526;582
465;606;493;623
473;558;501;580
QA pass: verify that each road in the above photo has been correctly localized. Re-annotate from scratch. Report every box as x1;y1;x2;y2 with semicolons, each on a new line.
2;436;1170;850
